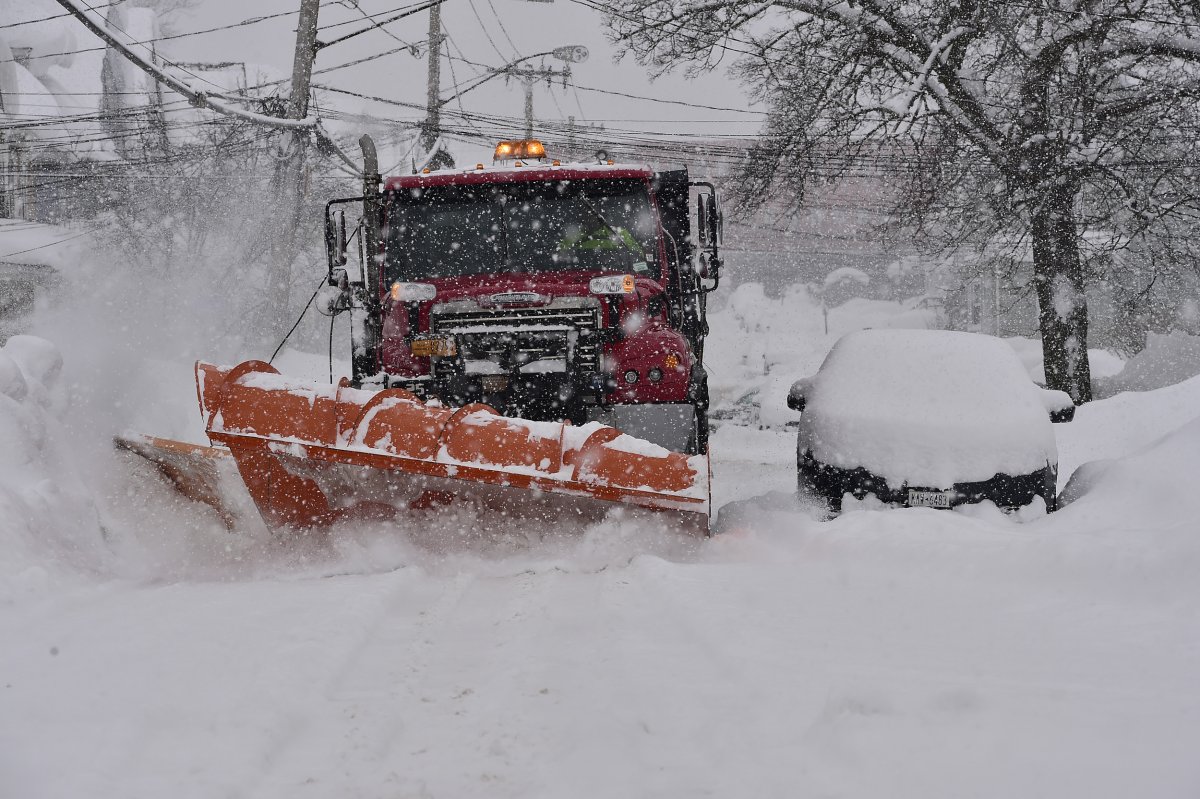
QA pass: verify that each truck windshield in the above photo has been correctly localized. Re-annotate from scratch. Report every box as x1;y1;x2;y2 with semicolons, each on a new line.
384;178;659;282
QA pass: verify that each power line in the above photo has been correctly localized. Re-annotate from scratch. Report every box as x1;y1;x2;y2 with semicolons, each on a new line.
0;226;101;260
316;0;445;50
569;82;765;116
0;12;70;30
467;0;514;62
51;0;317;130
334;0;420;50
484;0;521;57
315;0;437;31
0;9;299;66
76;0;231;96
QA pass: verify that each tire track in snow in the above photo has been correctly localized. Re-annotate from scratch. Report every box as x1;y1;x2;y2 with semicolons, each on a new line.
236;568;476;795
374;565;578;793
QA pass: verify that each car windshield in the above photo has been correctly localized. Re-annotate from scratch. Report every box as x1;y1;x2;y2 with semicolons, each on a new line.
384;178;659;282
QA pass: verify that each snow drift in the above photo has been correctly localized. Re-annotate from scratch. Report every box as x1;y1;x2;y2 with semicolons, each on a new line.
0;336;106;601
1094;330;1200;397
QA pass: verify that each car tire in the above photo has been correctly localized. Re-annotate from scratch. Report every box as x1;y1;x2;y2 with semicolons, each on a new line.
798;456;838;516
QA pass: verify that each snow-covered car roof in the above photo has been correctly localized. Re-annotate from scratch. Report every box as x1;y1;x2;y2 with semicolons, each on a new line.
798;329;1057;488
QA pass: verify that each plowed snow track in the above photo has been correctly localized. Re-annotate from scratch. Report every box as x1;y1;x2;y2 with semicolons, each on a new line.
3;419;1200;798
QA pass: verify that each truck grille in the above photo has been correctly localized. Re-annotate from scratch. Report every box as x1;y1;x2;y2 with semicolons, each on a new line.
431;301;602;373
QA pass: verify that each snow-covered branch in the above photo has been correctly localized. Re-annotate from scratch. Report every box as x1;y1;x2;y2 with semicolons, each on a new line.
53;0;318;132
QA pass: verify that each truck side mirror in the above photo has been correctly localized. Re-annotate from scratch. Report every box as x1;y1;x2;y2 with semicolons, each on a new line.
787;378;811;412
696;194;721;281
1041;388;1075;423
325;208;348;283
704;194;719;246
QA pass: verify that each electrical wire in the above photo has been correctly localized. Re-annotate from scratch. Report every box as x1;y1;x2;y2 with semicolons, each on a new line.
269;274;329;366
467;0;514;62
75;0;241;97
0;226;102;260
334;0;420;49
0;8;298;65
484;0;521;57
0;12;70;30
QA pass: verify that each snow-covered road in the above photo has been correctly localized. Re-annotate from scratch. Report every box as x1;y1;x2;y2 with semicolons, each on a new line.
4;390;1200;797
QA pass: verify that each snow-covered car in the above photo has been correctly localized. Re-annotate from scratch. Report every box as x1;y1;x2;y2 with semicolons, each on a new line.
786;329;1075;513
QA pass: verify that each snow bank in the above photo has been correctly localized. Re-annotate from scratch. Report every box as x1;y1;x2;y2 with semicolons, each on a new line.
1055;372;1200;491
799;329;1056;486
1094;331;1200;397
0;336;106;601
1058;413;1200;527
706;282;944;428
1003;335;1125;385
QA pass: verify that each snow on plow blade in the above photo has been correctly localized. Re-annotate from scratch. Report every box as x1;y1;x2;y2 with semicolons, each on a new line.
114;432;246;529
173;360;709;534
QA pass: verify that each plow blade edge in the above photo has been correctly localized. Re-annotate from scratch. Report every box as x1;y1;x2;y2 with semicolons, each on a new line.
179;360;708;534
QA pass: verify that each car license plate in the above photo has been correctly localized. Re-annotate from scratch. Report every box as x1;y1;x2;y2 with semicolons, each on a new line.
482;375;509;392
410;335;457;357
907;489;952;508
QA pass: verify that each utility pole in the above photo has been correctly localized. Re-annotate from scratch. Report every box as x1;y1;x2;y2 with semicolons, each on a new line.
524;80;535;139
421;2;444;153
287;0;320;123
512;64;571;139
269;0;321;338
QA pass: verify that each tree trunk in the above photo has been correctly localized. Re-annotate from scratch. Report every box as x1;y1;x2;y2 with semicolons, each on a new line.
1030;185;1092;403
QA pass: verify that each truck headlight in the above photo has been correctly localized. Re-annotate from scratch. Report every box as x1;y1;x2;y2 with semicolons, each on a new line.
589;275;635;295
391;282;437;302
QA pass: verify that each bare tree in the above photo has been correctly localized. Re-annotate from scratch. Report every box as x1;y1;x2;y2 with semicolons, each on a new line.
603;0;1200;402
97;113;351;350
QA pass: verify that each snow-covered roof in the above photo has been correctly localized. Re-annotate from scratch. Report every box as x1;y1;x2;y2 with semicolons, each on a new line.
0;218;93;270
1;1;286;162
1;2;117;162
823;265;871;288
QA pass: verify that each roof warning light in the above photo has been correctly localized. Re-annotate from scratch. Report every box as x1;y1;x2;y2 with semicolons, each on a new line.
494;139;547;162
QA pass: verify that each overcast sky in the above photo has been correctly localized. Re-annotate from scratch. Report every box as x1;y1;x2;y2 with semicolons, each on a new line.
162;0;765;163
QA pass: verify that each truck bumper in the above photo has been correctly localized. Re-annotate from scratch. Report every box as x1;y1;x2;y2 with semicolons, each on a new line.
587;403;695;452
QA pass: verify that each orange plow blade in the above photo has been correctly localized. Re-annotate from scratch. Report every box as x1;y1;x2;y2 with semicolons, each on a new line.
173;360;709;535
114;433;248;529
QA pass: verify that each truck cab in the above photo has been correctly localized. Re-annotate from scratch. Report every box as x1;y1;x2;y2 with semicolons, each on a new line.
331;140;721;454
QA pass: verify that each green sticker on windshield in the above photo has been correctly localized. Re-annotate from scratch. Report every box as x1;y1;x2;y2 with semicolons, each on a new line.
633;261;649;273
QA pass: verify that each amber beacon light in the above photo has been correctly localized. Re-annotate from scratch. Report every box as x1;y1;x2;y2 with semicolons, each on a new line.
494;139;547;162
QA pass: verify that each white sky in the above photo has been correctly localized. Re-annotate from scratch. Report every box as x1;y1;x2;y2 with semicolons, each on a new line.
162;0;765;163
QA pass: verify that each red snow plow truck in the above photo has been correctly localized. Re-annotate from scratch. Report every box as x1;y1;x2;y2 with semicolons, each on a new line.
121;137;723;534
